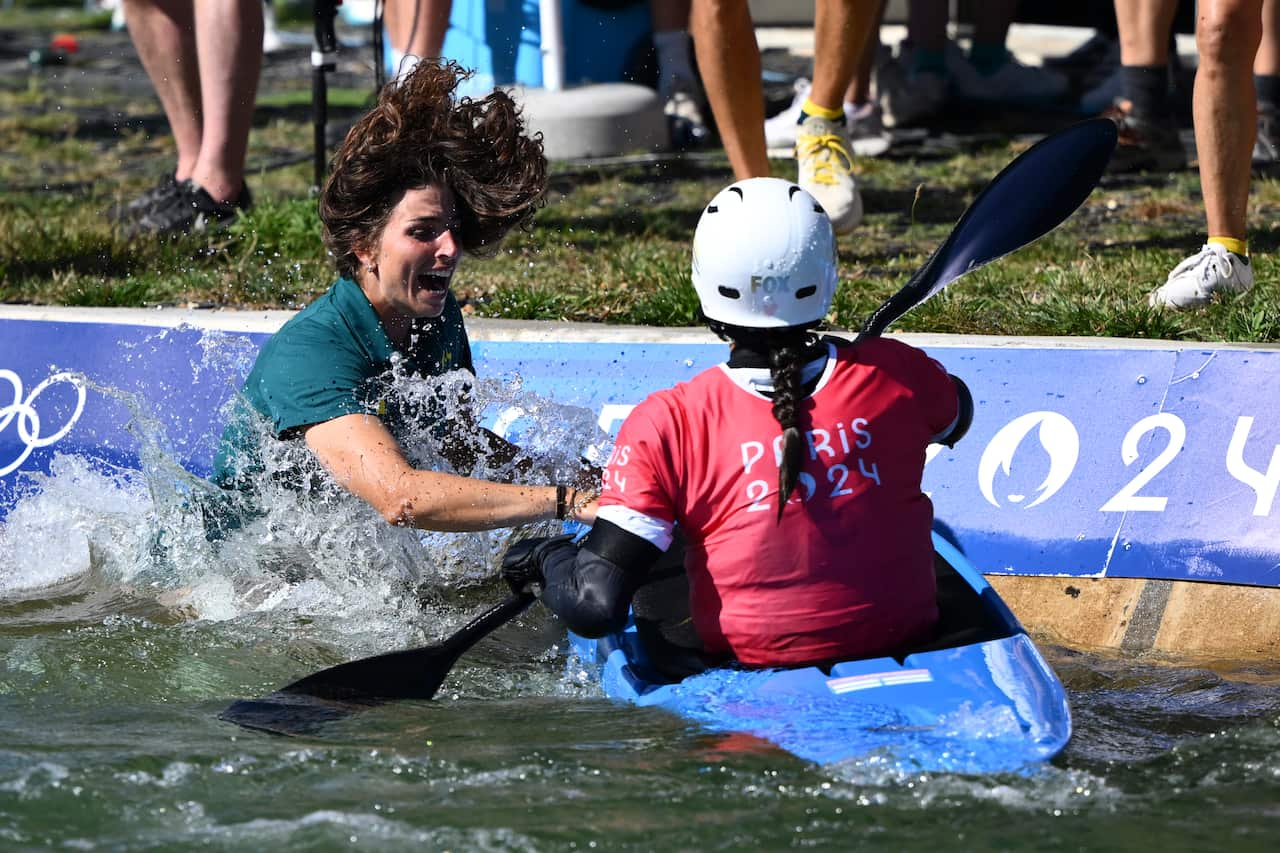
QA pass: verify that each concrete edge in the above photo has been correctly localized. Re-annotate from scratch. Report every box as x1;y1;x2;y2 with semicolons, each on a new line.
3;304;1279;352
990;575;1280;665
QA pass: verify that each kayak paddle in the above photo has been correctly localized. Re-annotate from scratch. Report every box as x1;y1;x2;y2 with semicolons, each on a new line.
217;118;1116;736
218;591;534;736
858;116;1116;339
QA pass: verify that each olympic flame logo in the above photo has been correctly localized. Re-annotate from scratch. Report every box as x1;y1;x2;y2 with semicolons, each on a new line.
0;369;87;477
977;411;1080;509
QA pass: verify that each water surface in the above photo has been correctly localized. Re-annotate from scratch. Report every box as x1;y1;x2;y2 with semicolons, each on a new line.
1;367;1277;851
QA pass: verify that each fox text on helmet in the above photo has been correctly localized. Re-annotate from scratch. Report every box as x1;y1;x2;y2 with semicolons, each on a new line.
691;178;838;329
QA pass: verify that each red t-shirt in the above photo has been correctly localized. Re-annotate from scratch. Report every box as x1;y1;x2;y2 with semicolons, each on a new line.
597;337;959;666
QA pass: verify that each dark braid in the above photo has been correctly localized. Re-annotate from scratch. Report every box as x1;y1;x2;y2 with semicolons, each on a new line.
767;332;810;520
710;320;817;521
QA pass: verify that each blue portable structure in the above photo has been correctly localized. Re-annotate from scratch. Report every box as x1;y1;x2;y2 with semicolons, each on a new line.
350;0;653;96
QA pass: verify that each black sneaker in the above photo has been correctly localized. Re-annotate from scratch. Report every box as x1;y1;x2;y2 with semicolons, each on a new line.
125;180;253;239
107;172;181;223
1254;106;1280;165
1102;101;1186;173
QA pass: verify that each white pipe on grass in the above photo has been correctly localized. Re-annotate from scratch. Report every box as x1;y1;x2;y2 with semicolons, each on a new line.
539;0;565;91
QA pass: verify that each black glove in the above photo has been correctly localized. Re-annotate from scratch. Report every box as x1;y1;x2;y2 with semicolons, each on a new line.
501;534;576;594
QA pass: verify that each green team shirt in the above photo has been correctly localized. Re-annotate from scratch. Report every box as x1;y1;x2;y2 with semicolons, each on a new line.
212;276;472;487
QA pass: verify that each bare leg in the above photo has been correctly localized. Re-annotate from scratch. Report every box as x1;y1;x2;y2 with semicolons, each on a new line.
186;0;262;203
122;0;202;181
691;0;768;178
1195;0;1263;241
385;0;452;59
846;0;886;105
810;0;880;112
1114;0;1178;66
1256;0;1280;74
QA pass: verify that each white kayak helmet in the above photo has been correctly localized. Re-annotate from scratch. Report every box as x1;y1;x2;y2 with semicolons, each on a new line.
691;177;838;329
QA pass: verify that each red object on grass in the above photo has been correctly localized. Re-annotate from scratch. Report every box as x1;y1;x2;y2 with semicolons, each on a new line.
50;34;79;54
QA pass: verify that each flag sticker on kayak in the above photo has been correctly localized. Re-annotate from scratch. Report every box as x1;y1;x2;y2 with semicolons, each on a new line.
826;669;933;694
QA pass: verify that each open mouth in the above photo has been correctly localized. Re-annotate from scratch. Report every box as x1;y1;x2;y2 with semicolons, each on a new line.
415;272;451;293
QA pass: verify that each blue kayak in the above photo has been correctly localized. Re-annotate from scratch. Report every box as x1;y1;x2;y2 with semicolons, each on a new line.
567;532;1071;773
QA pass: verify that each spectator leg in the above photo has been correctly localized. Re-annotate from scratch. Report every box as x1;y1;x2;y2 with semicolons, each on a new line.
846;0;886;106
385;0;451;63
907;0;947;53
691;0;768;179
1194;0;1263;242
1115;0;1178;66
810;0;879;112
190;0;263;203
970;0;1019;46
1255;0;1280;74
122;0;202;181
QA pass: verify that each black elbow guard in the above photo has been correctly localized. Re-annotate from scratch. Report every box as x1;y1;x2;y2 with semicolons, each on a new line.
549;548;635;638
939;375;974;448
537;527;655;635
539;519;661;638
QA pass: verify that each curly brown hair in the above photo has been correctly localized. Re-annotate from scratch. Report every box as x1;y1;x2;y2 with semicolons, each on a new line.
320;60;548;279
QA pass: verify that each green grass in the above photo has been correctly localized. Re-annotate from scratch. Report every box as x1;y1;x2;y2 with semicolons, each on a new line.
1;12;1278;343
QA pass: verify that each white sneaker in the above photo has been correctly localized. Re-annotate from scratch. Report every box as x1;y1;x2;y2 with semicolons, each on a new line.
1148;243;1254;308
796;113;863;233
947;44;1069;104
876;49;948;128
765;81;892;159
765;78;812;154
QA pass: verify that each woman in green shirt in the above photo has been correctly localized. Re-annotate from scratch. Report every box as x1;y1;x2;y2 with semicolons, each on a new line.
214;60;595;532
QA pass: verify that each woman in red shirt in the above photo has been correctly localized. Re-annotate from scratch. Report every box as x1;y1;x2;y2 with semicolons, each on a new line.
504;178;972;668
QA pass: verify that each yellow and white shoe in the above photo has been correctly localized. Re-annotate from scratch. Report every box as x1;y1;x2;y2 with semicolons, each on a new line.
796;113;863;234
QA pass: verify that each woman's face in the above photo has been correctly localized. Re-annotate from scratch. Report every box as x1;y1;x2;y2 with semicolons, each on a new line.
356;183;461;323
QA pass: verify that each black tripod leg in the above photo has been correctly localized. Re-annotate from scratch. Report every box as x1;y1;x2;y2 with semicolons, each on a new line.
311;0;339;190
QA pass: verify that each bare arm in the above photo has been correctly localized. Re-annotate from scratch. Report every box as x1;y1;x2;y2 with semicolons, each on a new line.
304;413;595;531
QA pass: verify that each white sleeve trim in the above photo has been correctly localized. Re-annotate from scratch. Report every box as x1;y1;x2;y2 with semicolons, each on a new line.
596;504;675;551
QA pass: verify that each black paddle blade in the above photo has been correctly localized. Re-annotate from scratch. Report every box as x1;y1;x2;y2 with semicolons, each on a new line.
218;592;536;736
218;693;373;737
860;117;1118;339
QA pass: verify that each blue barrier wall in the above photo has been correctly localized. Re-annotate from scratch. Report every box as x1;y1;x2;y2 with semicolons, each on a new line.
2;313;1278;588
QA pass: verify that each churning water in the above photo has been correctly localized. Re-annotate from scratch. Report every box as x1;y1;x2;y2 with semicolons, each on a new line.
1;341;1277;851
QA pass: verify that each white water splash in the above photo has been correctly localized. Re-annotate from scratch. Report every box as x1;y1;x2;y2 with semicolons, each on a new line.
0;333;610;657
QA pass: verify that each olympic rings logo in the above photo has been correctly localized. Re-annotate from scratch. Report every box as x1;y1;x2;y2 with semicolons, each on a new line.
0;369;87;477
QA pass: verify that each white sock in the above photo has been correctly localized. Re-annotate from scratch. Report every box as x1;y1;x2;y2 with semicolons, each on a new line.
653;29;695;97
